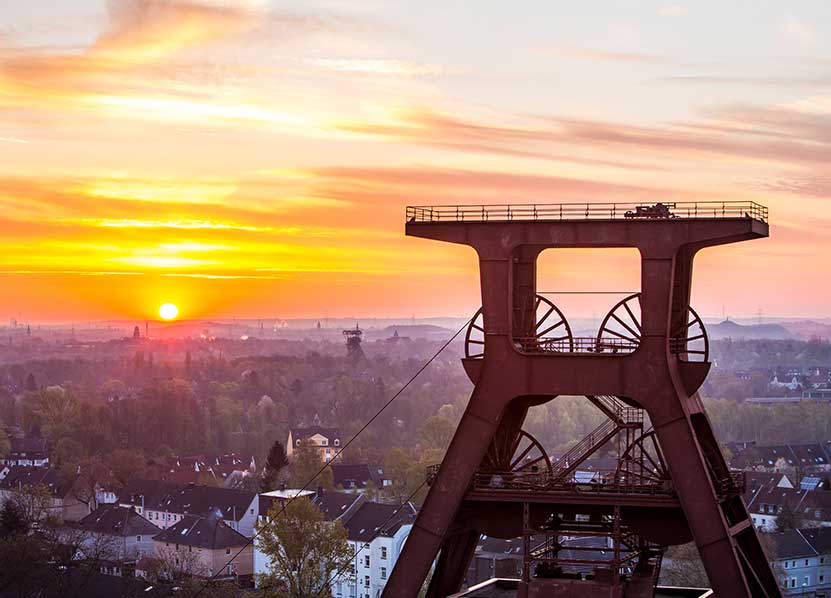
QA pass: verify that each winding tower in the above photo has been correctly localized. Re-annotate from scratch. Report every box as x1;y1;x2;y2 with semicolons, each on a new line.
384;202;780;598
344;324;364;361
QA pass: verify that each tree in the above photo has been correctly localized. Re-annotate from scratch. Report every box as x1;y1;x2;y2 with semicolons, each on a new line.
289;440;333;491
261;440;289;491
775;500;804;532
0;427;10;460
255;497;352;598
53;437;85;471
419;415;455;451
0;499;29;538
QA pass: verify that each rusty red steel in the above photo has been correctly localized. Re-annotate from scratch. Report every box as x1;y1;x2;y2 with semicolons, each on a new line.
383;201;780;598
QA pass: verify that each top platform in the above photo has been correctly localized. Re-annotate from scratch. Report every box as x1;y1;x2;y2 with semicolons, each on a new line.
406;201;768;224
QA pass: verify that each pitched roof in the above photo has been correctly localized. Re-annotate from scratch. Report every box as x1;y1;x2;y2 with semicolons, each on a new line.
332;463;385;489
313;490;363;521
8;437;48;455
343;502;416;543
258;489;362;523
79;504;160;537
153;513;247;549
0;466;76;498
117;479;255;522
770;529;818;559
289;426;340;442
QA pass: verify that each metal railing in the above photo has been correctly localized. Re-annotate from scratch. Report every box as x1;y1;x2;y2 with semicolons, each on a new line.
406;201;768;224
469;470;675;496
426;465;744;497
515;336;639;355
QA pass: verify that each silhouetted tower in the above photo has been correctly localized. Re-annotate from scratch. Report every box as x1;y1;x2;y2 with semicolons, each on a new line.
384;202;779;598
133;325;141;339
343;324;364;360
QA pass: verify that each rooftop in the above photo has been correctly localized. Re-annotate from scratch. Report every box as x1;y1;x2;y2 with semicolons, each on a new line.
153;513;247;549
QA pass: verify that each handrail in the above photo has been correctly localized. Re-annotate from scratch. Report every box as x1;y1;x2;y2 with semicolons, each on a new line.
406;201;768;224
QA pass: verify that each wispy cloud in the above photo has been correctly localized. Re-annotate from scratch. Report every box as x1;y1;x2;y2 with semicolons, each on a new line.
781;14;816;46
306;57;452;76
555;46;671;65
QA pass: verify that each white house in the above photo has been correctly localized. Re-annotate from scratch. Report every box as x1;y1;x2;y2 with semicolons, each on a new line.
75;504;160;575
117;479;258;537
333;502;417;598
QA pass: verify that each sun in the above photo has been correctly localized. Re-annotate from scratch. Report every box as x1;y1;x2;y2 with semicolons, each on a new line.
158;302;179;321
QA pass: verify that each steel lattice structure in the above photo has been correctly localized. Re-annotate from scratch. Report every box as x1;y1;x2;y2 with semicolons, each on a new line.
383;202;780;598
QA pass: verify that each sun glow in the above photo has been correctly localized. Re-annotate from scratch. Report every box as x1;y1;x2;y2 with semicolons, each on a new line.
159;302;179;320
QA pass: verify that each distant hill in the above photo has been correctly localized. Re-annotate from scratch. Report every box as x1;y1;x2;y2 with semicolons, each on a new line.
706;319;795;340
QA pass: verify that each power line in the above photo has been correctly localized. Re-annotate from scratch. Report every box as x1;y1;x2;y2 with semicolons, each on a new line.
192;318;470;597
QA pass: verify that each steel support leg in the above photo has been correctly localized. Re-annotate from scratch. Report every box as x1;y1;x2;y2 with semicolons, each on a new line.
382;385;506;598
654;409;778;597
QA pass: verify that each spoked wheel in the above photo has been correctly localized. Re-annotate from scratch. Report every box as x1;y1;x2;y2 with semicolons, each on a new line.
464;295;573;358
526;295;574;353
465;308;485;358
615;430;671;488
670;305;709;363
596;293;642;353
481;429;553;479
596;293;709;361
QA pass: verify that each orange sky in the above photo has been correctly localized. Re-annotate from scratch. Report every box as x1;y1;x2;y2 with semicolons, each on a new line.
1;1;830;322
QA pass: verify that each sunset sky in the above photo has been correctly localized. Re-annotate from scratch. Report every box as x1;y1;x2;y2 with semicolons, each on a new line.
1;0;830;323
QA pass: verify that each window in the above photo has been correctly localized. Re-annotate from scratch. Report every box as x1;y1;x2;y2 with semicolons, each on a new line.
250;508;254;515
226;548;231;555
806;560;810;566
322;439;328;446
381;567;387;579
821;575;825;583
136;535;142;542
364;555;370;567
364;576;370;588
334;439;340;446
381;547;387;560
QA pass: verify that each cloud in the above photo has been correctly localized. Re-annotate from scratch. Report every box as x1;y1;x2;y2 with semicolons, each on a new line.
781;14;816;46
556;46;671;65
336;105;831;172
658;5;688;17
306;57;452;76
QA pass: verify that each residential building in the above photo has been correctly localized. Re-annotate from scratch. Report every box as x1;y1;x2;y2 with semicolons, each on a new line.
116;479;258;537
287;426;342;462
745;477;831;532
152;512;254;579
75;504;160;575
730;443;831;474
254;488;365;583
333;501;417;598
148;453;256;488
769;527;831;596
0;466;88;521
1;436;49;467
332;463;391;494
